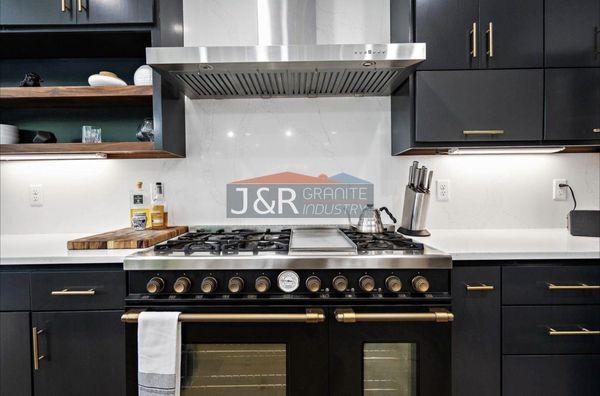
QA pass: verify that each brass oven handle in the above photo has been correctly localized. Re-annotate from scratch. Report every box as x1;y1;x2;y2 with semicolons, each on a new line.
32;327;45;370
51;288;96;296
486;22;494;57
61;0;71;12
547;283;600;290
77;0;87;12
465;284;495;291
335;309;454;323
121;309;325;324
548;326;600;336
463;130;504;135
470;22;477;58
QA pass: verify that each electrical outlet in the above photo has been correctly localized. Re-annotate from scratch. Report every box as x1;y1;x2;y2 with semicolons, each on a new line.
30;184;43;207
553;179;568;201
436;179;450;201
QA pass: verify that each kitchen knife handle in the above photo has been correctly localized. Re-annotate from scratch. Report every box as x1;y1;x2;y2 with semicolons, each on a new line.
426;171;433;191
470;22;477;58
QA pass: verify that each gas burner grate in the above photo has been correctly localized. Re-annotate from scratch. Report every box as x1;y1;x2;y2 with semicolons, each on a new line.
342;230;424;252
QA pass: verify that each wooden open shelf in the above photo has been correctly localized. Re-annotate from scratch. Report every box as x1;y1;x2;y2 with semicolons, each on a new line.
0;85;153;108
0;142;181;159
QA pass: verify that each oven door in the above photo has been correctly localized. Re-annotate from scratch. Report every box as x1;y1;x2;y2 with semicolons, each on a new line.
329;306;453;396
124;306;329;396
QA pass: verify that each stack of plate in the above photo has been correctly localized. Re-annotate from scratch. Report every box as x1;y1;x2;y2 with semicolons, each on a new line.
0;124;19;144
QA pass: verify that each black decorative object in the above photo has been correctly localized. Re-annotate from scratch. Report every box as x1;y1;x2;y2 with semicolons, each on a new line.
19;72;43;87
32;131;57;143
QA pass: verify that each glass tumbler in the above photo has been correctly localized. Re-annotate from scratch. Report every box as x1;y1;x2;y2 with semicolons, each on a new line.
82;126;102;143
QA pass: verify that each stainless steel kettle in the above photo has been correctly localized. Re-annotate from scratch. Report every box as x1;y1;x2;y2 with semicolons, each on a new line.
349;204;397;233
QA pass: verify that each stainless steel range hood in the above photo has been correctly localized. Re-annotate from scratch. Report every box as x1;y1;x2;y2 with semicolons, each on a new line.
147;0;425;99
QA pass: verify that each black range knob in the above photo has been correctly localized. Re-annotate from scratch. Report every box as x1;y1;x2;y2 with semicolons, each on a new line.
385;276;402;293
200;277;217;294
255;276;271;293
306;276;322;293
332;275;348;293
173;277;191;294
359;275;375;292
146;277;164;294
228;276;245;293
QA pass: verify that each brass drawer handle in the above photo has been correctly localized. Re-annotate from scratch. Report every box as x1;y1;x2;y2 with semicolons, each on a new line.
51;288;96;296
32;327;45;370
547;283;600;290
121;309;325;324
593;128;600;133
463;130;504;135
486;22;494;57
470;22;477;58
61;0;71;12
548;326;600;336
465;284;495;291
334;309;454;323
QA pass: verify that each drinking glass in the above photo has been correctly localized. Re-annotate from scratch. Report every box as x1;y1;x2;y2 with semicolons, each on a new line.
82;126;102;143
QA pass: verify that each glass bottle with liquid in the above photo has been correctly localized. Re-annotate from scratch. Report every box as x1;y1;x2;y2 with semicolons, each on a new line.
150;182;168;229
130;181;150;230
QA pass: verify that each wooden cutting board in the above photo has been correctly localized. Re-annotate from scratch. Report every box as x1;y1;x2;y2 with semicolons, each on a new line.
67;226;189;250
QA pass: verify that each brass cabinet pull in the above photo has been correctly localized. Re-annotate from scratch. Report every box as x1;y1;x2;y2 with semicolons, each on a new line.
51;288;96;296
548;326;600;336
61;0;71;12
77;0;87;12
465;284;495;291
463;130;504;135
547;283;600;290
32;327;45;370
121;309;325;324
593;128;600;133
334;309;454;323
470;22;477;58
486;22;494;57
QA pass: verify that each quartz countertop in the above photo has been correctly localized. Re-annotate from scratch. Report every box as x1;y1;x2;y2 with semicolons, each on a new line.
0;233;143;265
412;228;600;261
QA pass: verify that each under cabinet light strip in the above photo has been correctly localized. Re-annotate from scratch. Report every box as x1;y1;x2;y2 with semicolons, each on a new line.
447;147;565;155
0;153;108;161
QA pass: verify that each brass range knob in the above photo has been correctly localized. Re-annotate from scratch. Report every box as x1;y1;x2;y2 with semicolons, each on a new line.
146;277;164;294
359;275;376;292
412;276;430;293
385;276;402;293
255;276;271;293
306;276;322;293
173;277;191;294
228;276;244;293
200;277;217;294
332;275;348;293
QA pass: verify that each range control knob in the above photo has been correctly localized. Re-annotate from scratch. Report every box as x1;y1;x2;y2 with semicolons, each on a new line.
146;277;164;294
200;277;217;294
385;276;402;293
306;276;322;293
412;276;430;293
228;277;245;293
173;277;191;294
359;275;376;292
332;275;348;293
255;276;271;293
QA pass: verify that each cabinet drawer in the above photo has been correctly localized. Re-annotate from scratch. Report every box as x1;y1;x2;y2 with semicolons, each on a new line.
503;265;600;305
503;306;600;355
31;271;125;311
503;355;600;396
0;272;30;311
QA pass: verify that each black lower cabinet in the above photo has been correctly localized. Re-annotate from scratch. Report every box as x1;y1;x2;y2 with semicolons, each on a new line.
0;312;32;396
31;310;125;396
452;266;501;396
503;355;600;396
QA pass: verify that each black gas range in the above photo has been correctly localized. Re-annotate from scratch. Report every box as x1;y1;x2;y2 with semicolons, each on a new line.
122;226;453;395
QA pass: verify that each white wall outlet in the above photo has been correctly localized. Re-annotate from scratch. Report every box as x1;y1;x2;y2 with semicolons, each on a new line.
553;179;568;201
436;179;450;201
29;184;43;207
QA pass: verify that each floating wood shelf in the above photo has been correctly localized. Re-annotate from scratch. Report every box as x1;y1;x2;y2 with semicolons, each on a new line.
0;142;181;159
0;85;153;107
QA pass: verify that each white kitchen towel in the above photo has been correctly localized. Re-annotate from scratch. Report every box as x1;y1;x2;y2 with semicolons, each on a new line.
138;311;182;396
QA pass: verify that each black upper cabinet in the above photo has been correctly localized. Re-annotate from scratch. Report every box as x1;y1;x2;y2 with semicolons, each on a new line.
546;0;600;67
415;0;543;70
545;68;600;141
415;69;544;142
0;0;153;26
415;0;478;70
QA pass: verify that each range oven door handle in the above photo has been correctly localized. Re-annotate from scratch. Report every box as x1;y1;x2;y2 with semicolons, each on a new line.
121;309;325;324
334;308;454;323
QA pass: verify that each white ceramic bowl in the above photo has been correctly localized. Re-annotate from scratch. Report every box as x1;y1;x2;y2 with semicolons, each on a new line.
134;65;153;86
88;74;127;87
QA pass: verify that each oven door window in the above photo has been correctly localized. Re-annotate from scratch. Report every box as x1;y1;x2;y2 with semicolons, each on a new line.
364;343;417;396
181;343;286;395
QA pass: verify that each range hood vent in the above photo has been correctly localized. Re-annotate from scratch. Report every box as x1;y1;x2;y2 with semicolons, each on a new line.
147;0;425;99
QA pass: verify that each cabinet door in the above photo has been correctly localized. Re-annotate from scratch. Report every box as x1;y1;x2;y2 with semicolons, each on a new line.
0;0;74;25
32;311;125;396
76;0;153;24
452;267;501;396
479;0;543;68
415;70;543;142
545;68;600;141
0;312;32;396
546;0;600;67
415;0;478;70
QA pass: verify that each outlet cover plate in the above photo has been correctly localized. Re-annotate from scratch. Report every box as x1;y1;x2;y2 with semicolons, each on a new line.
553;179;567;201
30;184;43;206
436;179;450;201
